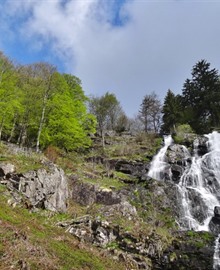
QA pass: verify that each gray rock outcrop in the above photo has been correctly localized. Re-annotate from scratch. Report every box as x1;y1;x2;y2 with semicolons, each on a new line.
209;206;220;235
0;162;69;212
71;179;122;206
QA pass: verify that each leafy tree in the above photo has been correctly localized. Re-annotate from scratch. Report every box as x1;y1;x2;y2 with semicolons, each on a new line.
0;52;21;141
128;115;144;135
15;64;43;146
114;112;130;133
40;74;96;151
181;60;220;133
139;92;162;133
88;92;121;146
34;63;57;152
0;50;96;152
174;124;194;144
161;89;182;134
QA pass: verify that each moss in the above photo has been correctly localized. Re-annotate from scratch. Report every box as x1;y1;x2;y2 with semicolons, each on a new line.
114;171;138;183
187;230;214;242
105;241;119;250
169;252;177;262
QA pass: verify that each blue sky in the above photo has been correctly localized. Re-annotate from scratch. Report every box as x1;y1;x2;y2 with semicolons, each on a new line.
1;0;220;117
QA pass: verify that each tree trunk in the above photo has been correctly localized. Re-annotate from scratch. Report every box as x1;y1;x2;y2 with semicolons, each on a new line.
36;97;47;152
8;113;17;142
17;112;29;146
0;115;5;141
101;128;105;148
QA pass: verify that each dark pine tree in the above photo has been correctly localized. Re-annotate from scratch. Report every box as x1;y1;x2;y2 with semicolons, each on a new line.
181;60;220;133
161;89;182;134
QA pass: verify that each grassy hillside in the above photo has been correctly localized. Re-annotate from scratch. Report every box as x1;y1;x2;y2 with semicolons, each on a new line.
0;184;125;270
0;134;167;270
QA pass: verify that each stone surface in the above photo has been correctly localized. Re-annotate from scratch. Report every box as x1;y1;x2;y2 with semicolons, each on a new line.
214;206;220;218
0;163;16;178
19;164;69;212
100;201;137;220
71;179;122;206
209;206;220;235
154;231;215;270
114;159;149;181
1;162;69;212
194;136;209;156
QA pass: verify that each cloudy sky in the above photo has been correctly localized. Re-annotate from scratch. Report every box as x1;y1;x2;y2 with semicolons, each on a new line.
0;0;220;116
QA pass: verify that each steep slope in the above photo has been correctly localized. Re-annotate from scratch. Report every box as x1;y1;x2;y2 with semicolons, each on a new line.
0;184;125;270
0;134;217;269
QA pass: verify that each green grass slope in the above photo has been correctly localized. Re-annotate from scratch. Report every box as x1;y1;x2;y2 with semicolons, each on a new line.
0;185;125;270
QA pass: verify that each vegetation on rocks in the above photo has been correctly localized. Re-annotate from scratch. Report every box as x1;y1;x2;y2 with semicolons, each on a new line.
0;185;125;270
0;45;220;270
0;131;216;269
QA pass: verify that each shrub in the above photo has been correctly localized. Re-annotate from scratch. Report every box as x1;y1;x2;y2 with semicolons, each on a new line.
174;124;195;144
44;145;61;163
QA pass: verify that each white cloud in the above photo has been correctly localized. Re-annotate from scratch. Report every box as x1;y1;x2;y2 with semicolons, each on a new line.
2;0;220;116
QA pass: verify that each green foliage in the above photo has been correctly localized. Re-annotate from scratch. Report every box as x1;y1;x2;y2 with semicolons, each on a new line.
186;231;215;249
0;186;125;270
173;124;195;144
40;76;96;151
0;52;96;152
181;59;220;133
105;241;119;250
162;60;220;135
0;53;22;141
161;90;182;134
88;92;125;145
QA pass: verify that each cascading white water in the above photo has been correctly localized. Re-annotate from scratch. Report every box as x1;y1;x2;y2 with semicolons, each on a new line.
147;131;220;269
177;132;220;231
213;235;220;270
147;135;173;180
177;154;219;231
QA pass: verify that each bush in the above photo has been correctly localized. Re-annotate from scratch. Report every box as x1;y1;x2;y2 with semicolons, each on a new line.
174;124;195;144
44;145;61;163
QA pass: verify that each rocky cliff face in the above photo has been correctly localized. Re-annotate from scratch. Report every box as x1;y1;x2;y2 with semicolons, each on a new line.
0;161;69;212
155;231;214;270
0;135;218;270
67;175;215;269
67;134;218;269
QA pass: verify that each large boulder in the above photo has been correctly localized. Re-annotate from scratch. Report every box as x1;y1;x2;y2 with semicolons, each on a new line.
154;231;215;270
167;144;191;166
114;159;149;181
193;136;208;156
19;164;69;212
0;163;16;177
209;206;220;235
71;179;122;206
1;162;69;212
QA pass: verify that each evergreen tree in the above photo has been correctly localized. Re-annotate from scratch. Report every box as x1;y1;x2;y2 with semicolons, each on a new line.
161;89;182;134
181;60;220;133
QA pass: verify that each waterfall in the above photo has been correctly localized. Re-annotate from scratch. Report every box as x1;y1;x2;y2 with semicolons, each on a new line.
177;132;220;231
147;135;173;180
148;131;220;269
214;235;220;270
